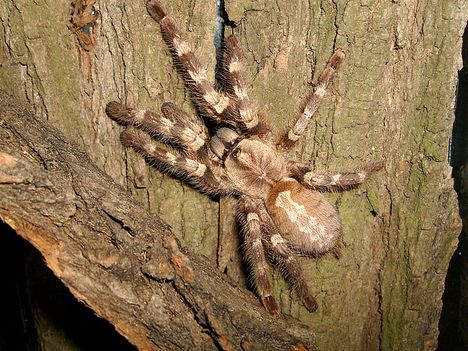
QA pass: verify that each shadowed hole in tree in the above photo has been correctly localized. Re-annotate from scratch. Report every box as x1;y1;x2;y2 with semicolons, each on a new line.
0;222;137;351
437;22;467;351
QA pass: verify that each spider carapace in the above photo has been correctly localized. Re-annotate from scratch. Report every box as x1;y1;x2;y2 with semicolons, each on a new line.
106;0;383;316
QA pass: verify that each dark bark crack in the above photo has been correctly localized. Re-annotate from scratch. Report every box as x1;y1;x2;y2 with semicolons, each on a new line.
171;280;224;350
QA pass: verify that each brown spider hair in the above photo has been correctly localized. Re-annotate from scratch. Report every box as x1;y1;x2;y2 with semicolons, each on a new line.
106;0;383;315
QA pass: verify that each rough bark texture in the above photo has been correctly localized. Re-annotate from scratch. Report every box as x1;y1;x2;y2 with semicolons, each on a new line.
0;91;318;350
0;0;466;350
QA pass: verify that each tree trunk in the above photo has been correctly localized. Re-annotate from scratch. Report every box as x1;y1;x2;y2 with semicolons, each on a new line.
0;90;319;350
0;0;465;350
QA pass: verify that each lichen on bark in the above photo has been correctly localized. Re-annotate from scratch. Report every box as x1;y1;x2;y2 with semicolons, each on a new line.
0;0;466;350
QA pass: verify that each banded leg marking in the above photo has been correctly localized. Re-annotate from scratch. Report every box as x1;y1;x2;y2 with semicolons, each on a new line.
121;129;206;177
147;1;239;125
106;101;208;155
268;234;318;312
238;197;279;316
280;49;345;148
258;207;318;313
120;129;227;195
289;160;384;191
160;102;209;155
224;35;258;129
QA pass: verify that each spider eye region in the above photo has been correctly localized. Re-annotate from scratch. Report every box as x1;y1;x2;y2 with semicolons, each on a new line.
210;127;241;159
231;147;241;158
223;139;288;198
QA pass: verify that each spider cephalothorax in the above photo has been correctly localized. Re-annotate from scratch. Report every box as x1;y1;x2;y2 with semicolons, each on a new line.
106;0;383;315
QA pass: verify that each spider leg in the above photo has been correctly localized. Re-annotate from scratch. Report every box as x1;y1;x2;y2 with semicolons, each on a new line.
120;128;231;196
106;101;209;157
237;196;279;316
146;1;240;127
289;160;384;192
258;205;318;313
222;35;258;130
279;49;345;149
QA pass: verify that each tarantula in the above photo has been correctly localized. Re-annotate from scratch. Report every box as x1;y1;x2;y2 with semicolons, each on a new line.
106;0;383;315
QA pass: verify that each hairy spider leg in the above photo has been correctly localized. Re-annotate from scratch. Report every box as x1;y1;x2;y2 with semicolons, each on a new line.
120;128;229;196
104;0;385;317
159;102;210;156
280;49;345;149
222;35;258;130
289;160;384;192
106;101;209;157
146;0;242;128
237;197;279;316
257;204;318;312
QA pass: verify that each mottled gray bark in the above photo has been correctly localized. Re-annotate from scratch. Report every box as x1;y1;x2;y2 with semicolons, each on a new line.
0;0;466;350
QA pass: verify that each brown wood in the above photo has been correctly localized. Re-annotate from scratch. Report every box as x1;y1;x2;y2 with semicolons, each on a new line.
0;91;317;350
0;0;466;349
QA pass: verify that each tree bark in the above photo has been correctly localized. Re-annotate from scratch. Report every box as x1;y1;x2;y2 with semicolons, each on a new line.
0;0;466;350
0;90;318;350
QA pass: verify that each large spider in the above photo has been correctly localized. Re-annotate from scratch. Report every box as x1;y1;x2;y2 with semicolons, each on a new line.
106;0;383;316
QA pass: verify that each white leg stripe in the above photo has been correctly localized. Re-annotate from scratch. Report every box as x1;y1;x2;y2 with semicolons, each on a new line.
303;105;314;118
160;117;175;132
212;96;230;114
192;163;206;177
188;68;208;84
203;90;218;106
315;86;327;98
247;212;259;222
166;152;177;164
303;172;314;184
331;174;341;185
189;135;205;151
288;129;301;141
234;85;248;99
239;108;258;127
270;234;285;247
135;109;146;122
185;159;206;177
243;114;258;129
229;59;241;73
173;38;192;56
252;238;262;248
304;172;326;185
181;129;205;151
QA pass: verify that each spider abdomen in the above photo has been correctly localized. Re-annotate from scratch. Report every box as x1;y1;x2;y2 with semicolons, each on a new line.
267;178;342;256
